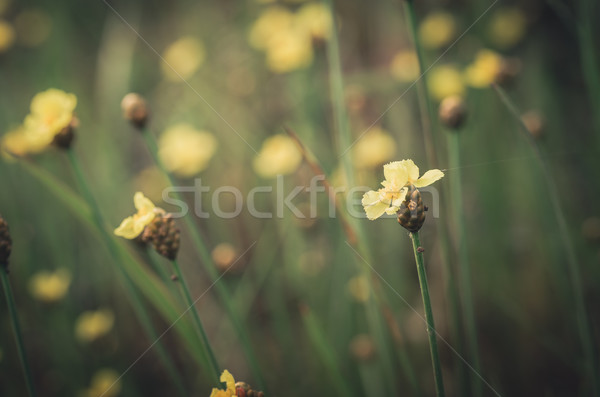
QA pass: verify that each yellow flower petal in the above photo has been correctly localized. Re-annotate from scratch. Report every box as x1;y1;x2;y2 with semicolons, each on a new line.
220;369;236;393
362;191;387;220
113;216;138;239
383;161;408;187
399;159;419;182
134;191;155;213
414;169;444;187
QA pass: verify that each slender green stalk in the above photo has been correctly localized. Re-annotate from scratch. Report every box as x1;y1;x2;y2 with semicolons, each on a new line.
410;232;445;397
140;129;266;390
66;149;189;395
493;84;599;396
171;259;220;383
447;133;481;396
577;0;600;137
1;268;37;397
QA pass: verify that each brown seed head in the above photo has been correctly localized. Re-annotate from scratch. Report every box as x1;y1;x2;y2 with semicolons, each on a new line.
0;215;12;270
397;185;426;232
439;95;467;130
52;116;78;150
121;93;149;129
142;213;180;260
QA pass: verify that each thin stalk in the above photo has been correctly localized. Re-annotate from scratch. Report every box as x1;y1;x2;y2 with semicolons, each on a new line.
140;129;266;391
447;132;481;396
410;231;445;397
1;268;37;397
577;0;600;137
171;259;220;383
492;84;599;396
66;149;190;395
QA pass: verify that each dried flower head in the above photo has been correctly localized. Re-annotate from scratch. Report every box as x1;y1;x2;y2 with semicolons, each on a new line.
114;192;163;240
0;214;12;269
141;213;181;260
439;95;467;130
121;93;149;129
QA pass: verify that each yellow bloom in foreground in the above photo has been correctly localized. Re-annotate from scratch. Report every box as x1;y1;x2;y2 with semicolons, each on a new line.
158;123;217;177
161;36;205;81
464;49;503;88
29;268;71;303
210;370;236;397
353;127;396;169
419;11;457;50
81;369;121;397
362;160;444;220
390;50;419;82
253;134;302;178
0;20;15;53
23;88;77;146
488;7;526;49
427;64;464;101
75;309;114;342
114;192;161;239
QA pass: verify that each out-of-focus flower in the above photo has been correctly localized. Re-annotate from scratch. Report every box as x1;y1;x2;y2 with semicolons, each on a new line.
362;160;444;220
253;134;302;178
390;50;419;82
295;2;332;41
0;214;11;270
419;11;457;50
349;334;376;361
347;275;370;302
80;369;121;397
161;36;205;81
29;268;71;303
264;26;313;73
75;309;115;342
14;9;52;47
428;65;464;101
23;88;77;146
249;7;295;50
114;192;162;239
212;243;238;273
121;93;149;129
210;370;237;397
488;7;526;49
0;20;15;52
158;123;217;177
352;127;397;169
439;95;467;130
1;126;47;158
464;49;504;88
521;110;544;139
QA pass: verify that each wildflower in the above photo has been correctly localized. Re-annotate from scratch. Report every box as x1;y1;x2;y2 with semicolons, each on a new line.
390;50;419;82
81;369;121;397
1;125;47;159
114;192;162;239
0;20;15;53
14;9;52;47
121;93;149;129
0;214;11;270
75;309;114;342
253;134;302;178
158;123;217;177
29;268;71;303
161;36;205;81
464;49;504;88
488;7;526;49
428;65;464;101
210;370;237;397
439;95;467;130
353;127;397;169
264;27;313;73
419;11;457;50
248;6;295;50
361;160;443;221
295;2;332;41
212;243;238;273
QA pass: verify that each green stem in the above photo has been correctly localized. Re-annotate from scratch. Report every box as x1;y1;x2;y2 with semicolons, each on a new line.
171;259;220;382
447;133;481;396
66;149;189;396
1;268;37;397
492;84;599;396
577;0;600;137
141;129;266;391
410;232;445;397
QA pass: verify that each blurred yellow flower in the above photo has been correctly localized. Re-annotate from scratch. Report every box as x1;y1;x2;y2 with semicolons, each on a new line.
249;6;295;50
295;3;332;40
161;36;205;81
75;309;115;342
464;49;503;88
210;370;236;397
488;7;526;49
347;275;370;303
0;20;15;52
14;9;52;47
29;268;71;303
1;125;47;158
419;11;456;50
253;134;302;178
352;127;396;169
81;369;121;397
362;160;444;220
427;64;465;101
158;123;217;177
390;50;419;82
23;88;77;145
114;192;162;239
265;27;313;73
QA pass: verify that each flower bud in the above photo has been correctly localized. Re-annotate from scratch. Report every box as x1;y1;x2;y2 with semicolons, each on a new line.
52;116;79;150
121;93;149;129
439;95;467;130
0;215;12;270
141;214;180;260
521;110;544;140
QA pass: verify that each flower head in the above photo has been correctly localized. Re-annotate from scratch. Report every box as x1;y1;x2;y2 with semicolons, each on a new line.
0;214;11;269
114;192;163;239
464;49;504;88
390;50;419;82
428;65;465;101
352;127;396;169
419;11;457;50
24;88;77;143
362;160;444;220
158;123;217;177
81;369;121;397
161;36;205;81
210;370;236;397
29;268;71;303
75;309;114;342
487;7;526;49
253;134;302;178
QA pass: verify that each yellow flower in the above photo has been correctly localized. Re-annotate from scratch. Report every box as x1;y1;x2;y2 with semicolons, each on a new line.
488;7;526;49
158;123;217;177
352;127;397;169
1;125;48;158
161;36;205;81
362;160;444;220
23;88;77;146
210;370;236;397
14;9;52;47
390;50;419;82
264;27;313;73
419;11;457;50
464;49;503;88
81;369;121;397
114;192;161;239
29;268;71;303
295;2;332;41
253;134;302;178
248;6;295;50
0;20;15;53
427;64;465;101
75;309;115;342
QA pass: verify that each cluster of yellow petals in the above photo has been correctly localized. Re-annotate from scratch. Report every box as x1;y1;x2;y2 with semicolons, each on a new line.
352;127;397;169
427;65;465;102
28;268;71;303
209;370;237;397
75;309;115;342
249;3;332;73
161;36;205;81
114;192;162;240
253;134;302;178
362;160;444;220
158;123;217;177
463;49;504;88
418;11;457;50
